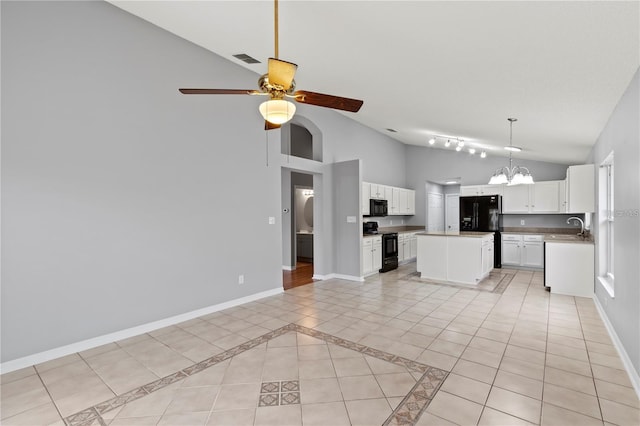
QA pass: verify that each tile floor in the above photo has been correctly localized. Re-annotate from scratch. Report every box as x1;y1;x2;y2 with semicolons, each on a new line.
1;264;639;425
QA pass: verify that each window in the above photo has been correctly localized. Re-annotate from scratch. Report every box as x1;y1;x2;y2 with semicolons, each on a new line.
598;151;614;297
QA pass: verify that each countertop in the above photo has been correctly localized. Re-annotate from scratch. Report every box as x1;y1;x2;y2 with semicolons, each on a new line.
501;227;593;244
544;235;594;245
416;231;493;238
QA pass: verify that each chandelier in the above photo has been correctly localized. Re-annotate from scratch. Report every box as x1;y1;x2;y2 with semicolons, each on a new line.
488;118;534;185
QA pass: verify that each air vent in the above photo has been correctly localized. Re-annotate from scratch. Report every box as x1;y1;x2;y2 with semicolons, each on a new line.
386;128;397;133
233;53;261;64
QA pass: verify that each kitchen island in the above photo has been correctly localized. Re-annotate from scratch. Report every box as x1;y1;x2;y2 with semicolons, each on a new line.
416;232;494;285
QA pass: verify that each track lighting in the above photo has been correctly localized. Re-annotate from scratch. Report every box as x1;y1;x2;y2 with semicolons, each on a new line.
469;148;476;155
428;137;436;145
480;151;487;158
444;140;451;148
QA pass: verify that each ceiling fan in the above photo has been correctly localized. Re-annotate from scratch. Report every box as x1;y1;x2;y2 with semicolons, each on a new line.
179;0;363;130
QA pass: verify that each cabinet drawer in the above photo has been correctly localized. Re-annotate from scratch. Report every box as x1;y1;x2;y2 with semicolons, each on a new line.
523;235;543;242
502;234;522;242
362;238;373;247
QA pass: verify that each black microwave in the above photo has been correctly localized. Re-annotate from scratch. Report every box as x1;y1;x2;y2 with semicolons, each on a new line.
368;199;388;217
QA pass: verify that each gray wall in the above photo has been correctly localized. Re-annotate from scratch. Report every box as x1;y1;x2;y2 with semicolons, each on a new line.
1;1;285;361
332;160;361;278
588;69;640;376
405;146;570;226
1;1;409;362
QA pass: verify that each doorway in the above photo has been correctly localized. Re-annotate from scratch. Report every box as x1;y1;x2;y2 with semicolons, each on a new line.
445;193;460;232
283;173;316;289
427;192;445;232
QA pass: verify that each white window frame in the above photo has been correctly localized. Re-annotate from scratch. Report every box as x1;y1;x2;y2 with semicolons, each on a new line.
598;151;614;297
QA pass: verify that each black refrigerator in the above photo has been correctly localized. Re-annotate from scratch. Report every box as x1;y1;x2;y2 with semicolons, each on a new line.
459;195;503;268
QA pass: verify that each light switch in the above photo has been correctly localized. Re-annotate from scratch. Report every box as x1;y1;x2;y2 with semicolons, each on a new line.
268;217;276;225
346;216;356;223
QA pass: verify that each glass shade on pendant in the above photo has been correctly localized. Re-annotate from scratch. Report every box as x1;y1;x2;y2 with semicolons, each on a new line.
259;99;296;124
509;171;525;186
521;174;534;185
488;171;508;185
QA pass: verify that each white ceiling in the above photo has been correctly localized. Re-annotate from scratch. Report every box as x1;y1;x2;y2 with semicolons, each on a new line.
108;0;639;164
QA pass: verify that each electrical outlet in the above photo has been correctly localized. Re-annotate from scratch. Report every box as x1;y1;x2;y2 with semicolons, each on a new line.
238;275;244;285
520;220;525;225
389;220;393;225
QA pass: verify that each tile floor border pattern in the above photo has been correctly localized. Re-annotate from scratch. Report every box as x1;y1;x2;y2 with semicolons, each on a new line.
402;269;515;294
64;323;448;426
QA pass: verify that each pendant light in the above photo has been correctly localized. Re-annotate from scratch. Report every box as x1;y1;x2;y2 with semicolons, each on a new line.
488;118;534;185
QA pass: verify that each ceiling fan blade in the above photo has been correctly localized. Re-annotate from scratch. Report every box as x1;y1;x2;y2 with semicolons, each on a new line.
293;90;363;112
265;121;281;131
268;58;297;91
179;89;258;95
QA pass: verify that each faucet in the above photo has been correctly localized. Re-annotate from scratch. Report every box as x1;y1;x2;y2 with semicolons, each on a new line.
567;216;585;236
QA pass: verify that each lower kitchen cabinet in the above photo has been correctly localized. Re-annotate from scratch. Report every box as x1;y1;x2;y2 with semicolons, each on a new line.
501;234;543;269
362;235;382;276
398;232;417;262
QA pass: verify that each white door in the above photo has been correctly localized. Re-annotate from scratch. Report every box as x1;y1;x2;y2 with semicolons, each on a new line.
445;194;459;232
427;193;444;232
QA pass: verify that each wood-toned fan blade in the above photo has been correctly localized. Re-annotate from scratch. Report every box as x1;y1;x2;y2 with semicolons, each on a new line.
179;89;256;95
293;90;363;112
268;58;297;91
265;121;281;131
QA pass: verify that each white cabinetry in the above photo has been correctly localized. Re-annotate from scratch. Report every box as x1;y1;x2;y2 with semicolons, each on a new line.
460;185;503;197
482;236;494;277
531;181;562;213
362;182;371;215
362;236;382;276
503;185;530;213
501;234;543;268
417;233;494;284
363;182;415;216
502;181;563;214
502;234;523;265
398;232;418;262
545;242;595;297
522;235;543;268
369;183;391;200
566;164;595;213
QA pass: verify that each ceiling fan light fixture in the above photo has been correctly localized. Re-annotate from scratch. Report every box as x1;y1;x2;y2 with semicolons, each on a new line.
259;99;296;124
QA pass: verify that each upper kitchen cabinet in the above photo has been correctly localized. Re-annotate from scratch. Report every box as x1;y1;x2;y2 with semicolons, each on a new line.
502;181;564;214
364;182;415;216
370;183;387;200
460;185;503;197
566;164;595;213
532;181;563;213
502;185;530;213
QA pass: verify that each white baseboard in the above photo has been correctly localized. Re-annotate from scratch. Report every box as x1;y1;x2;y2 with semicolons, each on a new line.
0;287;284;374
593;295;640;399
282;265;294;271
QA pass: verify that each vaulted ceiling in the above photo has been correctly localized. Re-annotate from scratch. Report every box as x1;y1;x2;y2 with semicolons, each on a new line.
109;1;639;164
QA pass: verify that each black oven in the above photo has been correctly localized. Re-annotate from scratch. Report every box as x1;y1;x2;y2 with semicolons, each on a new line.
380;233;398;272
368;199;388;217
